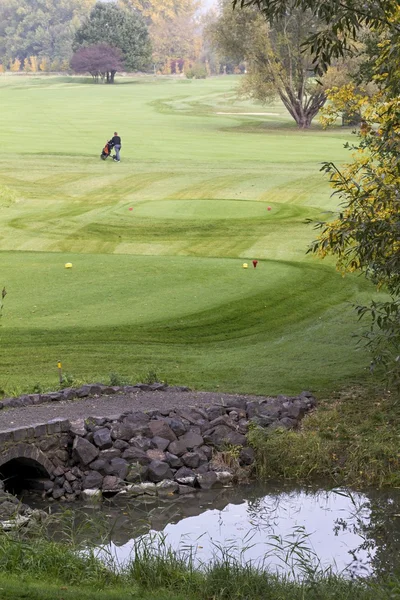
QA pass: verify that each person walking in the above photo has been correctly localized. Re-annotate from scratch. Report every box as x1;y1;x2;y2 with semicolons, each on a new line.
111;132;121;162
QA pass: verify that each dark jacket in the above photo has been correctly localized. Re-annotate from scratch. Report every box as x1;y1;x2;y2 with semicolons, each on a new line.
111;135;121;147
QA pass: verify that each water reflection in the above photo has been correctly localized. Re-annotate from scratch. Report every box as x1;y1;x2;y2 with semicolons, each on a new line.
24;483;400;577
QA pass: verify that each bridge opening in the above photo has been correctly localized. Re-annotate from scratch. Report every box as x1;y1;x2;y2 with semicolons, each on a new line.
0;458;51;495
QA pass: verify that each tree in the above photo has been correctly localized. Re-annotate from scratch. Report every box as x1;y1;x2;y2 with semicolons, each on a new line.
236;0;400;383
70;44;124;83
0;0;96;66
120;0;200;73
210;2;333;128
74;2;151;73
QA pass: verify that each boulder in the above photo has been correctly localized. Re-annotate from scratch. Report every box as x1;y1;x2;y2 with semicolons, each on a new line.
168;439;188;457
83;471;103;489
123;411;150;424
174;466;196;482
102;476;121;493
104;458;129;480
208;415;236;430
52;487;65;500
93;428;113;450
178;485;196;495
70;419;86;437
99;449;121;460
199;445;213;460
130;437;153;451
156;480;179;496
146;449;167;462
152;436;170;451
141;482;157;495
205;405;227;421
148;460;173;482
194;464;209;474
165;452;183;469
89;458;108;473
122;448;150;465
148;420;177;442
216;471;234;485
182;452;200;469
203;426;246;448
224;397;247;410
126;463;148;483
113;439;130;450
81;489;101;501
178;431;204;450
73;437;99;465
239;447;255;466
165;417;188;437
196;471;218;490
111;420;151;441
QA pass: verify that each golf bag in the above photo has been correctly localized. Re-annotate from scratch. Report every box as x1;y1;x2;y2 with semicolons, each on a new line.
100;140;114;160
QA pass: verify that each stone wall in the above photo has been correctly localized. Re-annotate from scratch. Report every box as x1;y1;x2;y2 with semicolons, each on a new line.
0;389;316;502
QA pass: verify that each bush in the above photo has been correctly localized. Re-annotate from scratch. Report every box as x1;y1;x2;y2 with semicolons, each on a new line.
186;63;207;79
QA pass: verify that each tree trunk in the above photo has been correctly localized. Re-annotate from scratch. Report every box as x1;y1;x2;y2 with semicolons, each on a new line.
110;70;116;84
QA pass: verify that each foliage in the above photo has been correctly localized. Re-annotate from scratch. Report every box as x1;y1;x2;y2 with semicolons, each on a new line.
70;44;124;83
209;2;345;128
249;386;400;487
186;63;207;79
233;0;399;79
0;0;96;65
74;2;152;72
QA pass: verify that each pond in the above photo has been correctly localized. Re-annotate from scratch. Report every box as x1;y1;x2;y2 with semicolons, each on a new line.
23;482;400;578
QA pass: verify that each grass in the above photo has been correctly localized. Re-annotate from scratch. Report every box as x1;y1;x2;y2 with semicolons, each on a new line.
0;526;398;600
249;386;400;487
0;74;380;394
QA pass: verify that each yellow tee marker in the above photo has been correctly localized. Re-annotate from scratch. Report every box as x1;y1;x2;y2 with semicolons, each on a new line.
242;263;248;269
65;263;72;269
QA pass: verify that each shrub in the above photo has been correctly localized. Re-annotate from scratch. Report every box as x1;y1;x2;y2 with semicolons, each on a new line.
186;63;207;79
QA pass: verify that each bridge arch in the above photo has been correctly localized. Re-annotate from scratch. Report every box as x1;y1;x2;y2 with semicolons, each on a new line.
0;444;54;494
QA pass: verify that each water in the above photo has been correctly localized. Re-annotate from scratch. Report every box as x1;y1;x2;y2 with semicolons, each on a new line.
24;483;400;577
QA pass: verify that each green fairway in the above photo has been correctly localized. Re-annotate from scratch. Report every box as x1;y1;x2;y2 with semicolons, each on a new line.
0;75;377;395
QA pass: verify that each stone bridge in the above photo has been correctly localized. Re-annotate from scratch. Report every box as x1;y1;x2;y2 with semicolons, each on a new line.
0;385;316;501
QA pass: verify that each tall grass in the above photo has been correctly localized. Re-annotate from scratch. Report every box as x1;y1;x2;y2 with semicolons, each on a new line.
0;513;399;600
248;386;400;487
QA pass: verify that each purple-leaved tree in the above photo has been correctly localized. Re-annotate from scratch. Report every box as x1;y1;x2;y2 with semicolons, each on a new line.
70;43;124;83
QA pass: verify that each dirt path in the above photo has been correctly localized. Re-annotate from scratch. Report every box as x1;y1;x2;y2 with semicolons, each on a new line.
0;389;271;431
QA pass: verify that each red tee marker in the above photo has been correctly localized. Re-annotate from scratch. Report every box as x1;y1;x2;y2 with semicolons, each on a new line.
252;260;258;268
267;206;272;211
129;207;133;211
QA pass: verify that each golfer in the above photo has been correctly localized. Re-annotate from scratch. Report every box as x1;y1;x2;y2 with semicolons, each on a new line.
111;132;121;162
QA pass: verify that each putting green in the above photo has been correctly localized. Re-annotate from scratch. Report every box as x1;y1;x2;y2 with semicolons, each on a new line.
0;75;377;395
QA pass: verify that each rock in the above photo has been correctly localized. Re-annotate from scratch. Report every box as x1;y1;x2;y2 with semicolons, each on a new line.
113;439;130;450
152;436;170;451
178;431;204;450
177;409;205;426
111;421;151;441
168;440;188;456
224;398;247;411
197;471;218;490
216;471;233;485
73;436;99;465
148;420;177;442
93;428;113;450
156;480;178;496
102;476;121;492
99;449;121;460
178;485;195;495
177;476;196;487
81;489;102;501
165;452;183;469
238;419;249;434
199;445;213;460
194;464;209;474
123;411;150;424
53;466;65;478
208;415;236;430
141;482;157;495
205;405;227;421
165;418;187;437
126;463;148;483
203;426;246;448
146;449;167;462
70;419;87;437
125;484;145;496
182;452;200;469
122;448;150;465
52;487;65;500
174;466;195;481
148;460;174;482
130;437;153;451
83;471;103;489
104;458;129;480
284;402;306;420
149;382;167;391
64;471;76;482
239;447;255;466
85;416;107;431
252;415;275;428
246;402;261;419
63;481;73;494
